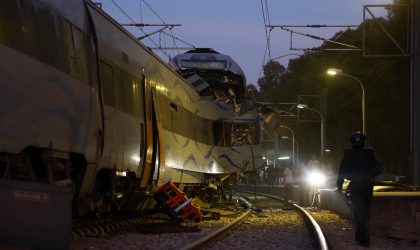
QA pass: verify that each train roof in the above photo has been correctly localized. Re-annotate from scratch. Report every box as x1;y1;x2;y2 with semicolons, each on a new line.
170;48;246;83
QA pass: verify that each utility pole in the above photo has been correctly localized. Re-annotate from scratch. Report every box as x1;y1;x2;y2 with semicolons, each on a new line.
411;0;420;185
321;88;327;163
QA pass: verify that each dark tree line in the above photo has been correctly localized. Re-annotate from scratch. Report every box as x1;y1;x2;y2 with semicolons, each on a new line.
254;0;411;179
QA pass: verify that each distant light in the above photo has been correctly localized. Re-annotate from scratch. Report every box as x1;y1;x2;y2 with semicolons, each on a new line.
116;171;127;177
324;149;331;153
281;136;289;139
326;68;343;76
297;103;308;109
306;170;327;186
262;157;267;160
278;156;290;160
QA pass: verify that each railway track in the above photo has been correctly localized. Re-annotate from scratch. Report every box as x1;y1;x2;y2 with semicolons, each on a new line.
246;192;329;250
181;191;328;250
69;192;419;249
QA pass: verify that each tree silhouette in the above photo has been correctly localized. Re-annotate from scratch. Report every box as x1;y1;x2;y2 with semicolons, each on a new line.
255;0;411;178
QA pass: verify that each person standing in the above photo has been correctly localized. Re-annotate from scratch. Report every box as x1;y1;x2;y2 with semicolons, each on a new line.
307;154;321;171
307;154;321;205
283;162;296;202
336;131;382;248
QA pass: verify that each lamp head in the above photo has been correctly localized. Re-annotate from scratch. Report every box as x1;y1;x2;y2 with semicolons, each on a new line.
326;68;343;76
297;103;308;109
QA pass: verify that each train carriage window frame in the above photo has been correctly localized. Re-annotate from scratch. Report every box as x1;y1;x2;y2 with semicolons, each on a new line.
213;121;260;147
100;60;116;107
181;60;227;70
70;25;88;83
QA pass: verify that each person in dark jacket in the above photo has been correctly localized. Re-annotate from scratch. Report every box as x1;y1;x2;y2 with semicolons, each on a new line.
336;131;382;248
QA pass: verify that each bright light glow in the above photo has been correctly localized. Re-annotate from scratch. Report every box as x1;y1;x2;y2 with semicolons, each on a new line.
306;170;327;186
281;136;289;139
278;156;290;160
116;171;127;177
131;155;141;164
326;68;343;76
324;149;331;153
262;157;267;160
297;103;308;109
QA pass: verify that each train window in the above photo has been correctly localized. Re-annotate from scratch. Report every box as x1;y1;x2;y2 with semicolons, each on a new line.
213;121;226;146
213;121;260;146
114;69;144;117
63;20;76;76
71;26;88;82
100;61;116;107
131;79;143;117
0;0;82;79
116;70;133;115
0;1;20;48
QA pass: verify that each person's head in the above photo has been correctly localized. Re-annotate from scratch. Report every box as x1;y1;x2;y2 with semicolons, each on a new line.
350;131;366;148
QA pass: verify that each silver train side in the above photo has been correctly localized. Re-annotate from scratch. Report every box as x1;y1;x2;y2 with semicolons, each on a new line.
0;0;263;214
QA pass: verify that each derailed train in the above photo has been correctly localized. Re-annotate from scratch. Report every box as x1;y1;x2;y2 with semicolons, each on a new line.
0;0;263;215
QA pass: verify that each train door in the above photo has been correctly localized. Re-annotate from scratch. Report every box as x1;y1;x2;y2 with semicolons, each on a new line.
139;77;160;188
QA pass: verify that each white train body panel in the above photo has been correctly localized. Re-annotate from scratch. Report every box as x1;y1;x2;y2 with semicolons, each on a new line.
0;0;263;193
0;43;98;160
163;130;263;174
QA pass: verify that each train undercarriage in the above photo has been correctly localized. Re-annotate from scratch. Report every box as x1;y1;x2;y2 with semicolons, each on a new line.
0;147;239;217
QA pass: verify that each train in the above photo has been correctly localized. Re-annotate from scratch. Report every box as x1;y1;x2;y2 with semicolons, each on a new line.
0;0;263;215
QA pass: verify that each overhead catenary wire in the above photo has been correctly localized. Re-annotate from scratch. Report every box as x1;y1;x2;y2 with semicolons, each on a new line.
258;42;269;82
109;0;171;58
109;0;195;59
259;0;273;82
142;0;180;56
261;0;272;60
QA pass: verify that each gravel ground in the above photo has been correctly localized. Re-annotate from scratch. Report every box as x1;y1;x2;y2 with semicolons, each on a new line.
204;210;312;250
71;196;313;250
71;216;237;250
70;196;420;250
309;209;419;250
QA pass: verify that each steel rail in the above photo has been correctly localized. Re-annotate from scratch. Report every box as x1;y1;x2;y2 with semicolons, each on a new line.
239;191;329;250
182;209;252;250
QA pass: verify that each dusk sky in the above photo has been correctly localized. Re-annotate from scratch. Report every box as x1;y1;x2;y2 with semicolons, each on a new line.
100;0;393;86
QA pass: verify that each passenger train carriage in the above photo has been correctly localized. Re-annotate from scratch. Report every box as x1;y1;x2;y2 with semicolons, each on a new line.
0;0;263;215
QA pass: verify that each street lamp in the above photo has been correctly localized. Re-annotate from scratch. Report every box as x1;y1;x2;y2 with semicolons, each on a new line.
297;104;324;160
326;68;366;135
279;125;295;166
281;136;299;167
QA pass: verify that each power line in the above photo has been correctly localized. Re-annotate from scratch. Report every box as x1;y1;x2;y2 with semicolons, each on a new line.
142;0;180;55
259;0;273;83
109;0;170;58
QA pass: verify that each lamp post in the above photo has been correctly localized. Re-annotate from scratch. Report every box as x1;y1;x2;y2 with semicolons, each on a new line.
297;104;324;160
326;68;366;135
279;125;295;166
281;136;299;167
